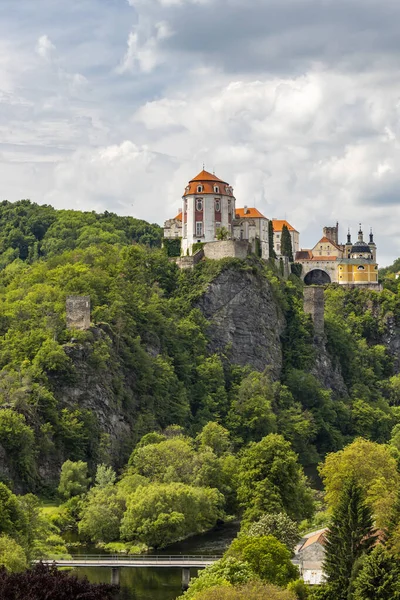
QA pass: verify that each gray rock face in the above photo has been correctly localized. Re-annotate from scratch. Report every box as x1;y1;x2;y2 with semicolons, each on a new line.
196;268;285;377
312;339;348;397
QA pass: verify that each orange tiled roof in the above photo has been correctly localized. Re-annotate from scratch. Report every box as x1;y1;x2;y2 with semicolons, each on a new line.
316;236;342;251
272;219;298;233
174;211;182;221
235;207;267;219
301;532;326;550
183;170;234;198
190;170;227;184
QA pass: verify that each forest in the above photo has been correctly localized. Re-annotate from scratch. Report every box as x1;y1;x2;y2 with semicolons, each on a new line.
1;200;400;598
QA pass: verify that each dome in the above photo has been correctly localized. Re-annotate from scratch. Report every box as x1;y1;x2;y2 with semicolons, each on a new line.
350;240;372;254
183;169;234;197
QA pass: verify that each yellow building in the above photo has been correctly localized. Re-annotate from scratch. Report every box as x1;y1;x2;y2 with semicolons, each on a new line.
295;224;379;287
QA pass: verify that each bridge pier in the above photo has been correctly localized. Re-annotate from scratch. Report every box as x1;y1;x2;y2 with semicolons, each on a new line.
182;567;191;590
111;567;120;586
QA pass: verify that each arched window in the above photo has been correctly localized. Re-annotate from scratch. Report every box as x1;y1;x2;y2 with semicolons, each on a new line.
196;198;203;211
215;199;221;212
357;265;365;270
214;186;219;193
197;185;203;193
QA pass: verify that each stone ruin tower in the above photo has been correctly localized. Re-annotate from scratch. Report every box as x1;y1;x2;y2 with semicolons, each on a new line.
66;296;91;330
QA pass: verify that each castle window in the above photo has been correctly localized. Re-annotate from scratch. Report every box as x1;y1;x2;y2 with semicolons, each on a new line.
357;265;365;270
197;185;203;193
196;198;203;211
214;186;219;193
196;222;203;237
215;199;221;212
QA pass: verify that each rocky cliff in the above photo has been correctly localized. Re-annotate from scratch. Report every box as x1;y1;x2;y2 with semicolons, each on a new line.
196;267;286;377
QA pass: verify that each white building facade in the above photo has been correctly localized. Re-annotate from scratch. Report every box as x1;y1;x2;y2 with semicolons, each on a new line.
181;170;236;256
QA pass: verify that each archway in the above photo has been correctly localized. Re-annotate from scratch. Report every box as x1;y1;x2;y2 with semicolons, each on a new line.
304;269;331;286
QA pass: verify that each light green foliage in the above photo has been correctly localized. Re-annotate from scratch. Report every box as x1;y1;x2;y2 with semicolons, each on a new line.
120;482;224;548
353;546;400;600
245;513;300;552
0;535;27;572
286;579;310;600
129;437;197;483
180;557;256;599
0;483;25;538
226;535;298;587
189;581;296;599
237;434;314;525
228;372;277;444
95;464;116;488
79;485;125;543
116;472;150;499
323;479;376;600
57;460;90;500
196;422;232;457
18;494;68;560
319;438;400;528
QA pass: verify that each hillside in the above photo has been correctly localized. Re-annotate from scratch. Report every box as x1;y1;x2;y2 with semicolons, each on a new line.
0;201;400;494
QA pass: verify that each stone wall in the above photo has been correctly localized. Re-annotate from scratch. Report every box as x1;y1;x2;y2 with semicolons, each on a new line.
203;240;250;260
304;287;325;336
66;296;91;330
175;248;204;270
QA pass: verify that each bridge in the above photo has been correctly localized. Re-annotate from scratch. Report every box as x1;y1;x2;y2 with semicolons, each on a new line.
39;554;221;588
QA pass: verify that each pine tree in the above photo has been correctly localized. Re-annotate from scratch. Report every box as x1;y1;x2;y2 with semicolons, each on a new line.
268;220;276;259
323;478;377;600
280;224;293;261
353;546;400;600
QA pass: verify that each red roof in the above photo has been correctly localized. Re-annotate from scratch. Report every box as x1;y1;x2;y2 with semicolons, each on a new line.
174;211;182;221
189;170;227;184
272;219;298;233
235;207;267;219
296;250;312;260
316;236;342;251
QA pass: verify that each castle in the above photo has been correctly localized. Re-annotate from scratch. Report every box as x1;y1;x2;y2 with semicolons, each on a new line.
164;169;379;288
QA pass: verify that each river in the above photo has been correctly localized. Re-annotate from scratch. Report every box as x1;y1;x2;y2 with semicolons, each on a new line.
72;522;240;599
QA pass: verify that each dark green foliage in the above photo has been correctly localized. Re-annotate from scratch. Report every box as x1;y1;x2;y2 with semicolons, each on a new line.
163;237;181;257
352;546;400;600
291;263;302;278
323;478;376;600
268;221;276;259
281;224;293;262
192;242;205;254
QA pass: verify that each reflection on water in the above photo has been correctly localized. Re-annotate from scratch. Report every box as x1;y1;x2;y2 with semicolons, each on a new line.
74;522;240;600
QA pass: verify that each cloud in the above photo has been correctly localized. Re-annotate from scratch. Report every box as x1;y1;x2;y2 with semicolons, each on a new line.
36;35;56;62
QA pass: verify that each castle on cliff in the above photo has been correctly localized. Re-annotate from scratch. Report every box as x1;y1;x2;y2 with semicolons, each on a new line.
164;169;379;288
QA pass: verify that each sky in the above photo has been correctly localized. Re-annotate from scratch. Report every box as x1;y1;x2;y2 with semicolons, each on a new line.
1;0;400;265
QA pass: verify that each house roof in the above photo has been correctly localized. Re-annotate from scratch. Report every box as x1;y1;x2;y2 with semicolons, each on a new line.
301;531;326;550
235;207;267;219
174;211;182;221
311;256;337;261
315;236;342;251
183;170;233;197
272;219;298;233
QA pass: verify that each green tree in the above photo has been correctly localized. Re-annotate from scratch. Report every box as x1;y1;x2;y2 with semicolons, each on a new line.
196;422;232;457
0;535;27;572
0;483;25;538
57;460;90;500
226;535;298;587
268;221;276;259
78;485;125;543
281;224;293;261
237;434;314;525
323;478;376;600
128;437;197;483
246;513;300;552
94;464;116;488
190;582;295;599
353;546;400;600
120;482;224;548
179;557;256;599
0;409;36;480
319;438;400;528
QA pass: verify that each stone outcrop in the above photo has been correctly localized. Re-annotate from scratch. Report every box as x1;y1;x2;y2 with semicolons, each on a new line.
196;267;285;377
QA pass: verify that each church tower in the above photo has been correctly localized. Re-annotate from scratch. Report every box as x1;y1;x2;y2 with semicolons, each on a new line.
181;170;236;256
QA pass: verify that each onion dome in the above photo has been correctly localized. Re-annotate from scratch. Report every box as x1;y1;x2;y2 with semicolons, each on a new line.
350;225;372;255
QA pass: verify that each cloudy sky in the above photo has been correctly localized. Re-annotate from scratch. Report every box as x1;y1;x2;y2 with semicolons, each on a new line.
1;0;400;264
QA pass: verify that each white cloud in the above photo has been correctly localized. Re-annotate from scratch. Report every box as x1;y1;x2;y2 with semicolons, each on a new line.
36;35;56;61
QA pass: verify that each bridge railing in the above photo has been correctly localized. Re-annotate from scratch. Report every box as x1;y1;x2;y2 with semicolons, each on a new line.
41;554;222;562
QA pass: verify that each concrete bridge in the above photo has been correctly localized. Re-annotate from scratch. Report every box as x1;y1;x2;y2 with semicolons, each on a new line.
39;554;221;589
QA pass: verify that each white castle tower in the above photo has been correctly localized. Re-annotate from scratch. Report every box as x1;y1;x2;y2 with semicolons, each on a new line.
181;170;236;256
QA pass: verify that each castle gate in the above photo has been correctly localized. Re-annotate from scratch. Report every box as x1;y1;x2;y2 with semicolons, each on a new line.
304;269;331;286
